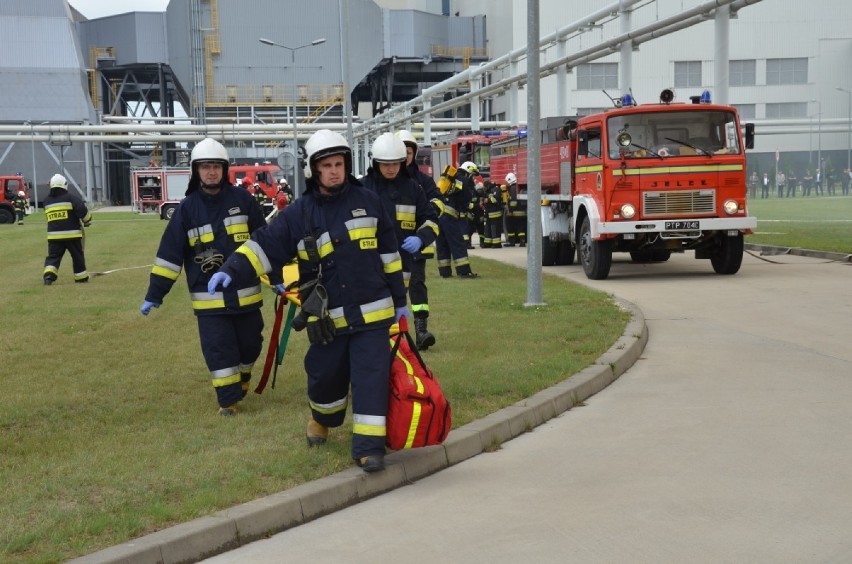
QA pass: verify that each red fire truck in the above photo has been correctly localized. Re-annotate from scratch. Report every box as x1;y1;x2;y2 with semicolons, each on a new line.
1;174;32;224
430;130;514;181
489;89;756;279
132;162;284;220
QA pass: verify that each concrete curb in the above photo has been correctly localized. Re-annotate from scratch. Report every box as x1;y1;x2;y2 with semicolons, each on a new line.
745;242;852;263
69;299;647;564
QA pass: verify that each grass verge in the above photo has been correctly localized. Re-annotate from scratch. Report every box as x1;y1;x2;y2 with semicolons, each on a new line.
0;211;628;563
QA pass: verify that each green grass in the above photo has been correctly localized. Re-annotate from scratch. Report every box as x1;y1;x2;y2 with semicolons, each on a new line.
747;195;852;253
0;210;628;563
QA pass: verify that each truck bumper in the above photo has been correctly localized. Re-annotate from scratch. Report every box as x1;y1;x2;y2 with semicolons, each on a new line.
597;216;756;237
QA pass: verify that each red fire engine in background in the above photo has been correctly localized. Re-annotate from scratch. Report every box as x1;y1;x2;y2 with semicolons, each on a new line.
0;173;31;223
131;162;285;220
430;130;515;181
489;89;756;279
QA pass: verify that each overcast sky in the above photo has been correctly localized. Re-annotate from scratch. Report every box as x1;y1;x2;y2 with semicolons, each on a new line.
69;0;170;19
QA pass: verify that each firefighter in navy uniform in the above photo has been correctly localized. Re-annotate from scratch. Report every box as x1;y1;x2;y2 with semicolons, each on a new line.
139;138;277;416
252;183;268;209
363;132;439;351
482;180;505;248
436;161;479;278
42;174;92;285
469;178;486;248
397;130;442;350
208;129;408;473
505;172;527;246
13;190;27;225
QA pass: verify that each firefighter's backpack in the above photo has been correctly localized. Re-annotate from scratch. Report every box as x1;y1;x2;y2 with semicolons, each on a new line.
386;318;452;450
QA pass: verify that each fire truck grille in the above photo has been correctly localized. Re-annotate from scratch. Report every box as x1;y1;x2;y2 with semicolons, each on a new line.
643;190;716;216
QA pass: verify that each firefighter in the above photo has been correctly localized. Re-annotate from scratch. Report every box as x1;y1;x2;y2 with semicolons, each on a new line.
277;178;293;205
436;161;479;278
208;129;408;473
42;174;92;285
241;177;252;191
139;138;278;416
13;190;27;225
482;180;505;248
397;129;443;350
504;172;527;247
469;178;487;248
363;132;439;351
252;183;267;208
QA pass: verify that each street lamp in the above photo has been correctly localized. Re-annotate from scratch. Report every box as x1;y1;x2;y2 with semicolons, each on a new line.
836;86;851;175
259;36;326;198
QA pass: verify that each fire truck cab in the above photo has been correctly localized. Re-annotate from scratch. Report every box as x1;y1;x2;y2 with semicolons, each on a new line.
490;89;756;279
0;174;32;224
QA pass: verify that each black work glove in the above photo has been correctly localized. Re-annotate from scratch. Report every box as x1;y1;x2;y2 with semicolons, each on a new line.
292;283;335;345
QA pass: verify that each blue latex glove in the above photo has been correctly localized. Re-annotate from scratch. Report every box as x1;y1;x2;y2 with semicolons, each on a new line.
273;283;286;295
140;300;159;316
207;271;232;295
394;307;408;323
401;236;423;254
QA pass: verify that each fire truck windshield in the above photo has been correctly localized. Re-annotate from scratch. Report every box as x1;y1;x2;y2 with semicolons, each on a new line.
608;109;741;159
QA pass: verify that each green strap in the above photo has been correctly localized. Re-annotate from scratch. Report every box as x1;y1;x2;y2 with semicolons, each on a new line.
270;302;298;389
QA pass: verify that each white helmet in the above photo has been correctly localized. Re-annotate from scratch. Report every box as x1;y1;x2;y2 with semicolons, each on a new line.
371;132;407;164
191;138;229;167
460;161;479;174
304;129;351;179
278;178;288;185
50;174;68;189
17;191;25;197
187;138;229;194
395;130;419;154
505;172;517;185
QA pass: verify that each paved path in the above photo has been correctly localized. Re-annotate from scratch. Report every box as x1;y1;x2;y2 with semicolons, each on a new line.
194;246;852;563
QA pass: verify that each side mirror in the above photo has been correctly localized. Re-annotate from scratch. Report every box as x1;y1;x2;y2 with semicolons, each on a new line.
744;123;755;150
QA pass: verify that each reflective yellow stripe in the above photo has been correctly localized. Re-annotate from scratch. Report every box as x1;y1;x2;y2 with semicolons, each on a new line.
575;165;603;173
353;414;386;437
47;231;83;239
310;396;348;415
612;163;744;176
236;241;270;277
152;265;179;280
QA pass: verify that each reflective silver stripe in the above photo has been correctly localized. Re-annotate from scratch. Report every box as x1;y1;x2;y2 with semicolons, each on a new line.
222;215;248;227
187;224;214;241
297;231;332;252
329;306;344;320
353;414;386;426
361;296;394;316
345;216;378;231
380;251;401;266
396;204;416;222
239;362;254;373
190;285;262;302
241;240;272;274
211;366;240;380
312;396;348;411
48;229;83;236
420;219;439;234
154;257;182;274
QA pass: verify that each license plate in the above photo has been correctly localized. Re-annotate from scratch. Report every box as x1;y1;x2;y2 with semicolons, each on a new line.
665;220;699;230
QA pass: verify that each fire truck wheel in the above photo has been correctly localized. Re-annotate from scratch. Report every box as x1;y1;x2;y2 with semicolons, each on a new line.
161;204;178;221
542;236;557;266
0;208;13;224
579;216;612;280
710;233;744;275
555;240;575;266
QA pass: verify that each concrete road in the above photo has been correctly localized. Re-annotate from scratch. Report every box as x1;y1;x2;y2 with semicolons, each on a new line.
200;247;852;564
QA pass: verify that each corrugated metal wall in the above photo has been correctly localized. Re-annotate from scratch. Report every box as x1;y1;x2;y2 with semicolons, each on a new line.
78;13;169;66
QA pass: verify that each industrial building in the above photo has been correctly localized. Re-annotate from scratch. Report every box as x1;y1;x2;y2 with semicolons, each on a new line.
0;0;850;205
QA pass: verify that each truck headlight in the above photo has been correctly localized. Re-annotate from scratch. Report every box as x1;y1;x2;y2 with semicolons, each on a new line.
723;199;739;215
620;203;636;219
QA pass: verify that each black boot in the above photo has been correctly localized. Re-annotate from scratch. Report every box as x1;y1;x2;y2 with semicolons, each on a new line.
414;317;436;350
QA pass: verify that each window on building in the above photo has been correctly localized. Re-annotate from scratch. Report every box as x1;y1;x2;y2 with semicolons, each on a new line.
730;60;756;86
674;61;702;88
733;104;756;120
765;102;808;119
766;58;808;85
576;63;618;90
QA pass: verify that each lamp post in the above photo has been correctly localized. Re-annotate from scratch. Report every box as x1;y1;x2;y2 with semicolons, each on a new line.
259;36;326;198
836;86;852;175
811;99;822;186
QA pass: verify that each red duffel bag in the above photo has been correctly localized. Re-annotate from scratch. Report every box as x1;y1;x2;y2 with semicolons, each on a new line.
386;317;452;450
